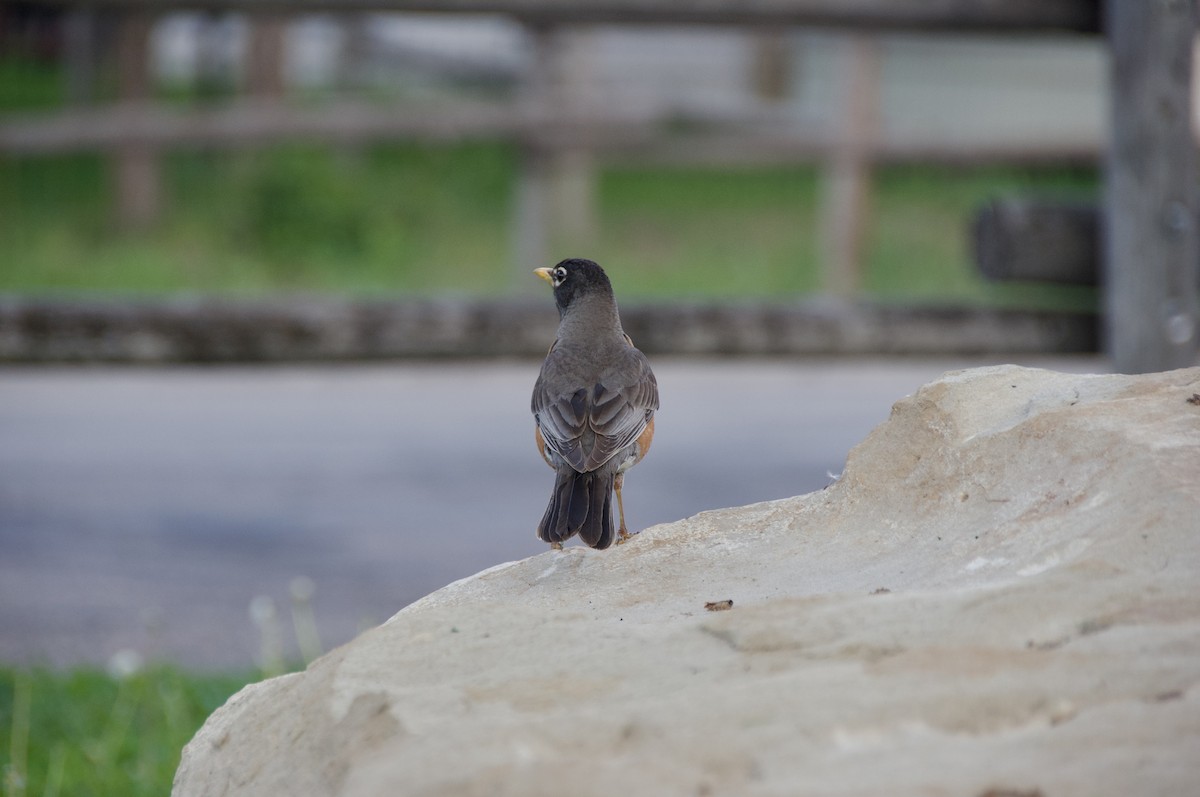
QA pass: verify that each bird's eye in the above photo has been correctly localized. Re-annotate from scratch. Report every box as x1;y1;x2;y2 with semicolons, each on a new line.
554;267;566;281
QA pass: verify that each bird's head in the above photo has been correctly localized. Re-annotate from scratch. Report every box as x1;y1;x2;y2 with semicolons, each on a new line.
534;258;614;314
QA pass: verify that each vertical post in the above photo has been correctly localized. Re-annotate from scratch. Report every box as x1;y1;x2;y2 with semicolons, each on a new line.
63;8;99;106
245;13;286;98
751;29;791;102
515;140;550;280
1104;0;1199;372
195;12;229;97
114;10;161;231
819;34;880;298
337;13;371;91
334;13;370;168
514;25;597;283
514;24;553;278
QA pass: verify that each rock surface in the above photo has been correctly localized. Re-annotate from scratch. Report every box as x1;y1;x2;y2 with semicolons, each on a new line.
173;365;1200;797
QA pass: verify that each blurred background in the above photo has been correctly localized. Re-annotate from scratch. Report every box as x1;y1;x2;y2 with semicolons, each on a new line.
0;2;1196;791
0;5;1106;305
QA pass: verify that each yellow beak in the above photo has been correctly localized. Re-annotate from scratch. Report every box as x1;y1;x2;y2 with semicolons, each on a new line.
533;268;554;284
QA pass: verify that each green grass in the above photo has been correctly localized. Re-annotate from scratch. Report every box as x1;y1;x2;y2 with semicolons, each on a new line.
0;143;519;296
0;666;258;797
595;161;1098;308
0;54;1099;308
594;165;823;298
866;165;1098;310
0;144;1100;308
0;59;65;113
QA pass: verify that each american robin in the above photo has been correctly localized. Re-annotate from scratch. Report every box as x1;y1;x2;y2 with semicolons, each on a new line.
532;258;659;550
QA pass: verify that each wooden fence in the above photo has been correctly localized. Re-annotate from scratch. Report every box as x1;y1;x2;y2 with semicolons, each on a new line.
1;0;1196;373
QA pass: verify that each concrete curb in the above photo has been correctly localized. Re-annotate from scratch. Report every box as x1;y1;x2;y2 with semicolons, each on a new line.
0;295;1097;362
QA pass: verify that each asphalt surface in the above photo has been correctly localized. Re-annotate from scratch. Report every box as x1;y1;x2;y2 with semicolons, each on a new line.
0;356;1103;670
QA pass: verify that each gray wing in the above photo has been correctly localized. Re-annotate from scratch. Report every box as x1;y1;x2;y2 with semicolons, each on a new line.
533;345;658;474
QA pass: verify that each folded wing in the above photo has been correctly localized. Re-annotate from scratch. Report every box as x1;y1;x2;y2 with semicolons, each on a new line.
533;346;659;474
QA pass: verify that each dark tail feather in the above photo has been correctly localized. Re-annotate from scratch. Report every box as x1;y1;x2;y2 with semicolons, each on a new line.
578;472;615;550
538;468;615;550
567;470;591;532
538;467;575;544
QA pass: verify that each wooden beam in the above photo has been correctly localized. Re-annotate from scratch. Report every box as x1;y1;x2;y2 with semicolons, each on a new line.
611;135;1101;168
973;199;1098;285
0;94;1105;162
0;100;536;151
1104;0;1199;372
20;0;1101;33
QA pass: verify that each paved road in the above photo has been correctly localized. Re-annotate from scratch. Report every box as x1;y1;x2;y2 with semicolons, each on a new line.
0;357;1101;670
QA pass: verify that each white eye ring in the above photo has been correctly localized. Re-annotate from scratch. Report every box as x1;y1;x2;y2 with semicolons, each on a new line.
553;267;567;283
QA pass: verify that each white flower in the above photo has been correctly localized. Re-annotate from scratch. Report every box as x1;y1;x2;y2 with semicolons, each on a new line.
107;649;144;680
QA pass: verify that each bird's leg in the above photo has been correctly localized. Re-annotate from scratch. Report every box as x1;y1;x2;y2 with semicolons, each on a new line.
614;473;636;544
550;541;563;551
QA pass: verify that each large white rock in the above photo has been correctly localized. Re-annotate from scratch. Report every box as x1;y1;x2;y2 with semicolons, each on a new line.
174;365;1200;797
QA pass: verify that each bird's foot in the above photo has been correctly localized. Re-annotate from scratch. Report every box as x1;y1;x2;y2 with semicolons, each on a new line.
550;541;564;551
615;528;638;545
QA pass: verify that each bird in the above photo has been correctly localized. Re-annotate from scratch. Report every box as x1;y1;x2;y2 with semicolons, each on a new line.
531;258;659;550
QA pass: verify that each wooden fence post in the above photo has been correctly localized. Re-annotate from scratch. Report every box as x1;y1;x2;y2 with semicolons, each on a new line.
1104;0;1199;372
114;9;161;231
63;8;99;107
513;24;598;283
514;139;550;281
752;29;791;102
819;34;880;298
246;13;287;98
